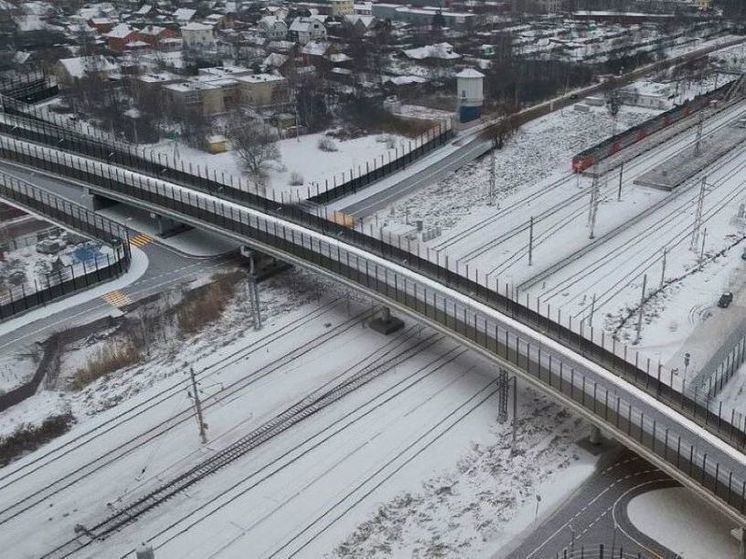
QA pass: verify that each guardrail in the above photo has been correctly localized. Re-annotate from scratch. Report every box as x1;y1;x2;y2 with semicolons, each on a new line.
2;138;746;526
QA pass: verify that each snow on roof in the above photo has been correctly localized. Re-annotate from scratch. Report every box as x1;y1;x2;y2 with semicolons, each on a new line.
181;22;212;31
263;52;288;67
344;14;375;27
58;56;117;79
138;25;166;36
386;75;427;85
13;15;47;32
404;42;460;61
456;68;484;79
125;40;149;48
290;17;325;33
327;53;352;63
106;23;134;39
135;4;153;15
173;7;196;21
301;41;329;56
234;73;286;84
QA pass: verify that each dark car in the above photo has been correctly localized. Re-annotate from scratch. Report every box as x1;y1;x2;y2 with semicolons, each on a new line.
718;292;734;308
741;249;746;261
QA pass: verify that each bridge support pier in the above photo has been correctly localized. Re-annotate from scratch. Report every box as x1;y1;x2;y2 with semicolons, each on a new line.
369;307;404;335
150;213;188;237
245;251;262;331
81;187;116;211
589;425;602;446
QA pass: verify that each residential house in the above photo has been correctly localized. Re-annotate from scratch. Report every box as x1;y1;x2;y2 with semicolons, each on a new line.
289;17;326;45
258;16;287;41
88;17;114;33
173;7;196;23
105;23;137;52
54;55;117;86
181;22;215;49
137;25;177;49
234;73;288;107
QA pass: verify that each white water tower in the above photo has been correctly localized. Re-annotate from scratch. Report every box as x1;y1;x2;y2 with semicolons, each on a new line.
456;68;485;123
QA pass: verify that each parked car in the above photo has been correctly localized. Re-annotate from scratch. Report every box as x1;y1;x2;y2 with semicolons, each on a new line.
718;292;734;308
741;249;746;261
35;239;62;255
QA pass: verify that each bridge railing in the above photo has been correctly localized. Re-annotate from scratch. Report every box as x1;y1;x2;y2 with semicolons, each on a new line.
1;135;745;457
1;91;456;206
6;140;746;524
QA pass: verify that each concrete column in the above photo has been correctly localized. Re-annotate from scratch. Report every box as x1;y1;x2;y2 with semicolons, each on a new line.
81;187;116;211
589;425;602;446
370;306;404;335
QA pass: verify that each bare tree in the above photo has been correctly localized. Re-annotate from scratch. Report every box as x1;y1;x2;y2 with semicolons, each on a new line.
228;117;281;186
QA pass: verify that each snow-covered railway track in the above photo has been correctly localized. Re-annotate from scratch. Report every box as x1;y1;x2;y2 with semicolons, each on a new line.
535;151;746;311
444;103;745;271
0;299;362;522
518;144;746;294
43;330;446;559
123;344;473;559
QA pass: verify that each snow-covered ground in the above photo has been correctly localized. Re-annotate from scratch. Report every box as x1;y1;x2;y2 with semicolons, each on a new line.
627;486;740;558
364;64;746;392
0;266;595;559
0;349;38;393
144;130;411;200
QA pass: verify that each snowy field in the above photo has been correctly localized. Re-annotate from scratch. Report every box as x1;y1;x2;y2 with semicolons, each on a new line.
143;130;413;201
0;266;596;559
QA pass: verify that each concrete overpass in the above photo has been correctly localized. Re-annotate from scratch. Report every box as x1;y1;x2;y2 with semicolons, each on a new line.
0;133;744;549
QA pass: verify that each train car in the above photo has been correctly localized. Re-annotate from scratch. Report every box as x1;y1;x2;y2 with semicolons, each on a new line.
571;80;736;173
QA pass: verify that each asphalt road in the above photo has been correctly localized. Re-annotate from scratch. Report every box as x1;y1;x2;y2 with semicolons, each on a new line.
504;446;677;559
338;134;493;218
0;162;241;354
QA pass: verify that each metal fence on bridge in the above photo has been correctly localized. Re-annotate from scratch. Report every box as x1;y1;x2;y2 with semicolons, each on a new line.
1;137;745;522
0;171;131;322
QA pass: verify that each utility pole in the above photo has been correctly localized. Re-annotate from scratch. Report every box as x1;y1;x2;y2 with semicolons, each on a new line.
189;367;208;444
528;216;534;266
511;375;518;455
700;227;708;264
588;172;600;239
691;177;707;251
694;112;704;156
635;274;647;345
497;369;509;423
617;162;624;201
588;293;597;327
488;143;497;206
660;247;667;288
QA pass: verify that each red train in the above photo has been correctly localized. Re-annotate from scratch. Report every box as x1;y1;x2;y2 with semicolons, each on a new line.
571;79;735;173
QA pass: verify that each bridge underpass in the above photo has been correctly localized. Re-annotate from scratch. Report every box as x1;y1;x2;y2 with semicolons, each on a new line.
0;133;744;547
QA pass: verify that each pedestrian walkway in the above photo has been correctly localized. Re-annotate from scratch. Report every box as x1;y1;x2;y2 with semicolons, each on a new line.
129;233;153;248
102;290;131;308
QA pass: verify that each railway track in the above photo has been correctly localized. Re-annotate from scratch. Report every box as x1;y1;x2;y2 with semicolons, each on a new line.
529;152;746;323
439;102;744;270
485;106;746;280
128;343;472;559
43;329;445;559
0;298;359;520
517;142;746;293
269;377;502;559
